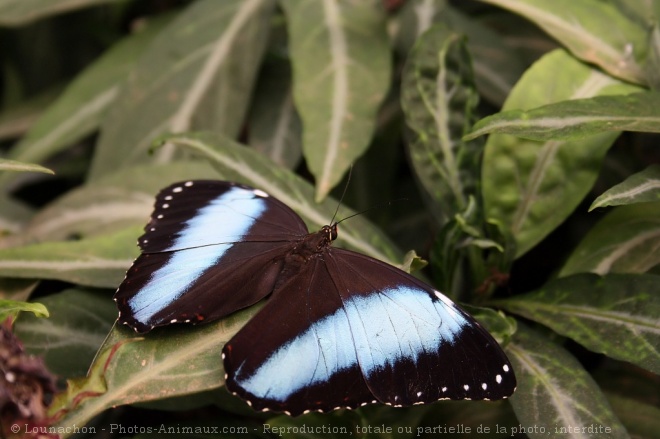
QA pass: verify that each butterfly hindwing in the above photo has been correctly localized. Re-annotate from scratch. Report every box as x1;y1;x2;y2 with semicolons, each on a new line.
222;244;515;415
114;180;308;332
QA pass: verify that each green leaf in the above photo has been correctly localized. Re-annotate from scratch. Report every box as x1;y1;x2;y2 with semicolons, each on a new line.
507;324;628;439
0;298;48;322
5;15;169;173
607;393;660;439
0;158;53;174
560;202;660;277
475;0;647;84
590;164;660;210
10;161;218;244
89;0;276;180
499;273;660;375
645;24;660;90
465;92;660;141
481;49;642;258
14;289;116;377
443;7;527;106
247;48;302;169
0;226;140;287
280;0;391;201
160;132;402;265
0;195;32;236
0;0;123;26
0;87;60;141
401;24;481;223
51;306;258;433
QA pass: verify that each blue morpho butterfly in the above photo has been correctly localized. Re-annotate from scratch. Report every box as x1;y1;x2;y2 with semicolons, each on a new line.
114;180;516;416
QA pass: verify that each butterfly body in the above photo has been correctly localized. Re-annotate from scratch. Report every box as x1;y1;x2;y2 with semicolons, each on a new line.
115;180;515;416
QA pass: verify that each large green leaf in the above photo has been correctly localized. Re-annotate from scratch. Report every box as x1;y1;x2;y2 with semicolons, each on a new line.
0;226;140;287
499;273;660;374
401;24;482;223
465;92;660;141
0;87;60;141
161;132;402;265
5;16;169;178
507;324;628;439
89;0;276;180
475;0;647;84
247;45;302;169
0;0;123;26
14;289;116;377
51;307;257;437
560;203;660;276
281;0;391;201
8;161;218;244
481;49;642;258
590;165;660;210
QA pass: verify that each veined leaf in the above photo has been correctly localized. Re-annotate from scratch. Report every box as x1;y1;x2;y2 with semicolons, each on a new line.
647;24;660;90
465;92;660;141
475;0;647;84
401;25;481;223
482;49;642;258
281;0;391;201
8;161;218;244
607;393;660;439
247;48;302;169
160;132;402;265
507;324;629;439
0;196;32;236
14;289;116;377
51;306;259;434
443;7;526;106
500;273;660;375
5;15;170;178
561;202;660;276
590;164;660;210
0;87;60;141
0;0;123;26
0;158;53;174
0;226;141;287
89;0;276;180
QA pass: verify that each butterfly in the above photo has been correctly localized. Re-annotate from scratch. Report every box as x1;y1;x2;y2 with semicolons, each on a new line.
114;180;516;416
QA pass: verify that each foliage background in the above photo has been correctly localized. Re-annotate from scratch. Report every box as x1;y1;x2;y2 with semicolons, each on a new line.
0;0;659;438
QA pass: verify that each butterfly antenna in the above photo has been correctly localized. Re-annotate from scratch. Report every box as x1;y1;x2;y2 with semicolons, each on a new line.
330;165;353;225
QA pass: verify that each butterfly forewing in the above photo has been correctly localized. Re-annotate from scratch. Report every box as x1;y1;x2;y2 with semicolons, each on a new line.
114;181;308;332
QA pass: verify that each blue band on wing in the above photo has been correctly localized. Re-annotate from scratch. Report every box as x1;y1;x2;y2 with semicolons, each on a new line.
233;286;467;402
128;187;267;323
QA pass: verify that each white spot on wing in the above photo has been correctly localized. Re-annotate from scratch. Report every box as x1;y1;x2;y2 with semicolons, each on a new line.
496;374;502;384
503;364;510;372
172;187;183;193
253;189;269;198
